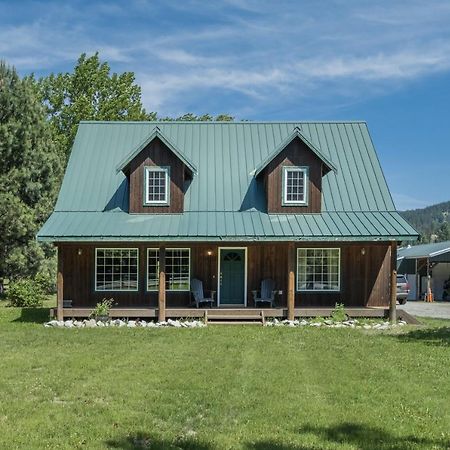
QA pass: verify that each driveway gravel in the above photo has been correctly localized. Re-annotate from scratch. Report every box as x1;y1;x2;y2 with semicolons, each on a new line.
398;301;450;319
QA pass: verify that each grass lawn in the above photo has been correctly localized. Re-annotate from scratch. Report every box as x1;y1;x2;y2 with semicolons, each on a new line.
0;302;449;450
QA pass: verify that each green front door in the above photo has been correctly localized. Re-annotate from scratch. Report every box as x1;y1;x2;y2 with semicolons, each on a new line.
219;249;246;305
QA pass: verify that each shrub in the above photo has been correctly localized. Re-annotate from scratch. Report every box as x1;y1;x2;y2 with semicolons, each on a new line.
90;298;115;319
35;271;56;295
331;303;347;322
6;279;46;307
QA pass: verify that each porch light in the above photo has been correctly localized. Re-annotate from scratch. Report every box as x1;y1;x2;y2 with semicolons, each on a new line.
361;248;366;256
207;250;213;256
78;248;82;256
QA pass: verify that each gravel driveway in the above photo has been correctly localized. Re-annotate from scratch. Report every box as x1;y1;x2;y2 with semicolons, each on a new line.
398;301;450;319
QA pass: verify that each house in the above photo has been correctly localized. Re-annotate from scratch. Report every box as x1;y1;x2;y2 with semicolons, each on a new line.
398;241;450;301
37;121;418;321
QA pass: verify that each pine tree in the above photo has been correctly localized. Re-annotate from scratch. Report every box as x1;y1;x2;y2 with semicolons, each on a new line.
0;61;63;281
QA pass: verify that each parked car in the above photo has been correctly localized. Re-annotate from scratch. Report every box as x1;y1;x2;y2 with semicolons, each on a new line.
396;274;410;304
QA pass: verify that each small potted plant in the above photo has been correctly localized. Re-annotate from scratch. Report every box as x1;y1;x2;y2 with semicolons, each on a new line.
90;298;114;322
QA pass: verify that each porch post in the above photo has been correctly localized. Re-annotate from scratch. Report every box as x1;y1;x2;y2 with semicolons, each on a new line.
287;242;295;321
389;241;397;323
57;245;64;321
158;246;166;322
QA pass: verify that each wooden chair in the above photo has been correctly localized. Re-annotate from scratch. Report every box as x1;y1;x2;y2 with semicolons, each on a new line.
190;278;215;308
252;278;276;307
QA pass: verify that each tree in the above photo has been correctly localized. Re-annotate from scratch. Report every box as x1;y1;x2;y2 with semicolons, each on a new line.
437;221;450;242
34;53;155;160
0;61;63;282
166;113;234;121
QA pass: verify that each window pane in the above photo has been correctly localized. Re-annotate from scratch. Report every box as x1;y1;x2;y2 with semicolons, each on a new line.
147;248;190;291
96;249;138;291
284;168;306;203
297;248;340;291
147;249;159;291
146;168;168;203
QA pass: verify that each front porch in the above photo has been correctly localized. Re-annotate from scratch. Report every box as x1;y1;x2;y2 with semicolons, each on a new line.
56;241;399;321
52;306;417;323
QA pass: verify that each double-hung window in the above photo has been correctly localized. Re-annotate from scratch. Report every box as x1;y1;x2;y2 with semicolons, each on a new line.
282;166;308;205
144;166;170;205
147;248;190;291
95;248;138;291
297;248;340;291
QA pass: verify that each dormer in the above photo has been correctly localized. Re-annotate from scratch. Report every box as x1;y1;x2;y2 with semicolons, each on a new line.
254;127;336;213
117;127;196;213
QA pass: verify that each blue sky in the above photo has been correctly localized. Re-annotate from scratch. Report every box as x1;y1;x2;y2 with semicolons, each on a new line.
1;0;449;210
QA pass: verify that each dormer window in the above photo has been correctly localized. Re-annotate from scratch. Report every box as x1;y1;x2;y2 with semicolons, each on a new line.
282;166;308;206
144;166;170;206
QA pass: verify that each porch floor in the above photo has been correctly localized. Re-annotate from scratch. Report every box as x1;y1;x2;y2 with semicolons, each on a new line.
56;306;417;322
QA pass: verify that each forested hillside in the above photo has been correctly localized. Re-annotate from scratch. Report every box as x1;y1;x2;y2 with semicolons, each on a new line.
400;200;450;243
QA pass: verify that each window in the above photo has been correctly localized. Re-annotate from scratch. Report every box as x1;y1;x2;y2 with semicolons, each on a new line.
147;248;190;291
297;248;340;291
282;166;308;205
95;248;138;291
144;166;169;205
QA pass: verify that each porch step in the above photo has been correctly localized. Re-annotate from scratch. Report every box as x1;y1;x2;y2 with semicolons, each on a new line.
204;310;266;325
208;320;263;325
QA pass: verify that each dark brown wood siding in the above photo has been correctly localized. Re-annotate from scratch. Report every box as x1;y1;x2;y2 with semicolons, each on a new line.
128;137;185;213
58;241;391;309
264;137;323;213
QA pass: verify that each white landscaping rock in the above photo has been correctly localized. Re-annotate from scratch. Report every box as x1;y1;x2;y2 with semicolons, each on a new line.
127;320;136;328
85;319;97;328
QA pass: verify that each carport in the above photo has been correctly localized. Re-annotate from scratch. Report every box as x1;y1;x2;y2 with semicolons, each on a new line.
397;241;450;301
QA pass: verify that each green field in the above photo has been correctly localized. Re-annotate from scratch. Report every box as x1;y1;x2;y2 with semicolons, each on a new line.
0;302;449;450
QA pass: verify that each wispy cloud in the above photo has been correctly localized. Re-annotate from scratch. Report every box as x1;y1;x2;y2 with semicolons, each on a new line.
2;0;450;117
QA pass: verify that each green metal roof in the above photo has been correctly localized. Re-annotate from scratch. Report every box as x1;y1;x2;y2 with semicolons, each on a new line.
38;211;417;242
398;241;450;260
38;121;418;242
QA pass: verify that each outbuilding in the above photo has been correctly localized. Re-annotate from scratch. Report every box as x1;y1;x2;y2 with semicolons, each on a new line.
397;241;450;301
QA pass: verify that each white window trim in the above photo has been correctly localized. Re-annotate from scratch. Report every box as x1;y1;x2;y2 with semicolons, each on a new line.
296;247;340;292
95;248;139;292
144;166;170;205
282;166;309;206
146;248;191;292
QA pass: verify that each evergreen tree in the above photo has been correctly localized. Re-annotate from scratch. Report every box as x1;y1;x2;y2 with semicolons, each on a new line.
0;62;63;281
437;221;450;242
